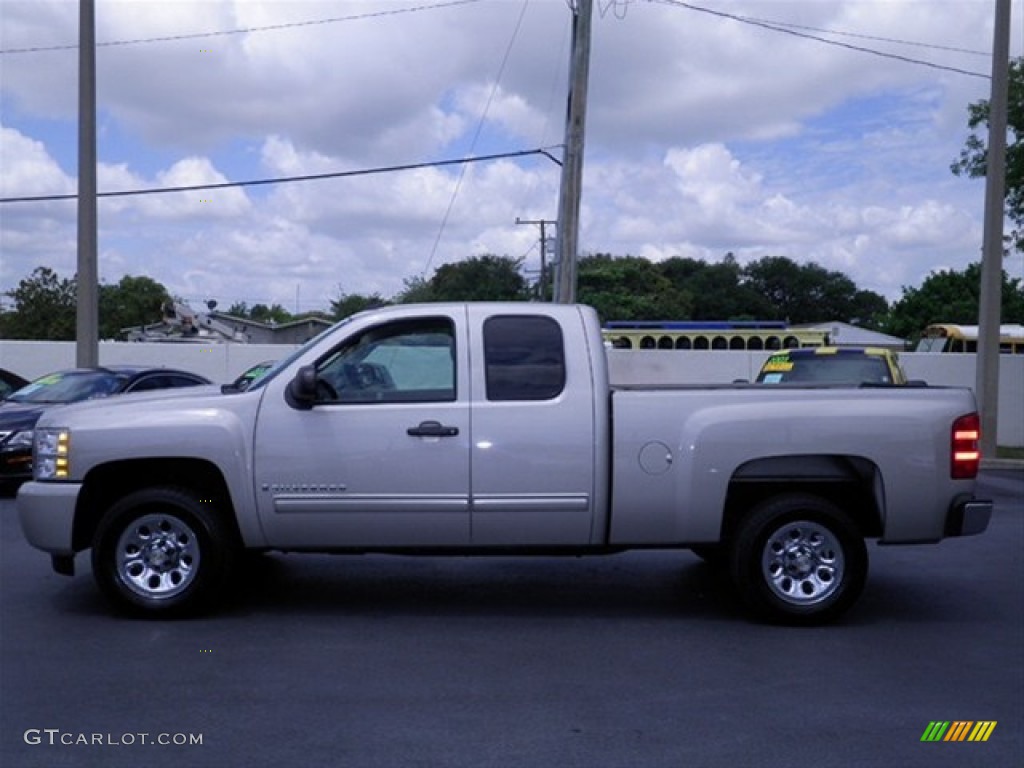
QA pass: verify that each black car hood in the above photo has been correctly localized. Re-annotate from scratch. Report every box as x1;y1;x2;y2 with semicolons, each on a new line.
0;401;50;432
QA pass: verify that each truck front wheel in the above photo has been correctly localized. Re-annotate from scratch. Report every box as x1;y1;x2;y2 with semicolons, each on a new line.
91;487;237;618
729;494;867;625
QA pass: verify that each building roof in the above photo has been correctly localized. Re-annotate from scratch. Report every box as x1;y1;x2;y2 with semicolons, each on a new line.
792;321;906;349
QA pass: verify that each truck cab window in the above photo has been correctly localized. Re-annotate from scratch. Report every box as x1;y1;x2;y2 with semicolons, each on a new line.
315;317;456;403
483;315;565;401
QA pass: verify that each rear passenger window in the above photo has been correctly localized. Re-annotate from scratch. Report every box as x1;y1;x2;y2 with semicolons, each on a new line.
483;316;565;401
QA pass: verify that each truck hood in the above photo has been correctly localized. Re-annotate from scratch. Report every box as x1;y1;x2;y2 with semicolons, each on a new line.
34;384;234;429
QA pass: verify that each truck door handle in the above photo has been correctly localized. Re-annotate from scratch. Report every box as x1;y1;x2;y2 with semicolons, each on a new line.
407;420;459;437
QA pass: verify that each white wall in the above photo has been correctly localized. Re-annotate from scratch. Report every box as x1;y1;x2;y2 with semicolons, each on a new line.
0;340;283;385
605;350;1024;447
2;341;1021;446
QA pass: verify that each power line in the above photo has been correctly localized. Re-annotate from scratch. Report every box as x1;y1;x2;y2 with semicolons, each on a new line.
653;0;991;80
422;0;532;276
0;0;482;55
0;147;562;205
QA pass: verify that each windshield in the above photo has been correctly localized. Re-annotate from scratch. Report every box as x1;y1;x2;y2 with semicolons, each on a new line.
8;371;126;403
915;337;947;353
758;355;890;384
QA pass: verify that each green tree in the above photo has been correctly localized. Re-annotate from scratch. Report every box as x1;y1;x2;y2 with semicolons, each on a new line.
424;255;529;302
951;56;1024;253
2;267;77;340
883;262;1024;340
658;254;770;320
248;303;292;324
394;276;435;304
99;275;170;339
330;291;388;320
742;256;887;325
576;254;691;321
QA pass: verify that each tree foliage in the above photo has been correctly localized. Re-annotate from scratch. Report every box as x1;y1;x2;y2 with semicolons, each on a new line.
951;56;1024;253
1;267;77;340
395;255;529;303
658;254;769;320
99;275;170;339
741;256;889;327
883;262;1024;340
577;254;691;321
329;291;388;320
222;302;293;324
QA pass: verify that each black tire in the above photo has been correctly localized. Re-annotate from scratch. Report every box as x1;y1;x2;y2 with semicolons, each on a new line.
728;494;867;625
91;487;238;618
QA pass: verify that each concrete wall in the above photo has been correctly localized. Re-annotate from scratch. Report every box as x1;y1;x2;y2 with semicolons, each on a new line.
2;341;1021;446
606;349;1024;447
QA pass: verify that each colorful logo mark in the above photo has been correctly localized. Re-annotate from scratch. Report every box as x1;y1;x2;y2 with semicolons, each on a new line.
921;721;996;742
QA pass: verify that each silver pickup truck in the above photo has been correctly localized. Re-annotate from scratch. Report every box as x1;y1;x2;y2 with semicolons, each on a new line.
17;303;991;624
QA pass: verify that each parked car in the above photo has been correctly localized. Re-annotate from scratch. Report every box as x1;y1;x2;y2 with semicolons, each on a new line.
227;360;277;392
0;366;210;485
0;368;29;401
756;347;908;385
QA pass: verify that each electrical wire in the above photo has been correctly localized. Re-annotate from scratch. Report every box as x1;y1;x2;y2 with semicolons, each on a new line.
421;0;532;276
0;147;562;205
0;0;483;55
652;0;991;80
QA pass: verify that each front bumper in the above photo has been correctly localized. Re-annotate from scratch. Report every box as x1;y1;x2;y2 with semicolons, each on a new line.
17;480;82;555
945;497;993;537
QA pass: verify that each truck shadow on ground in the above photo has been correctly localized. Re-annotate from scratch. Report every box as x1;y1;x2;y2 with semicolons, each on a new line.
49;550;1001;626
224;551;745;621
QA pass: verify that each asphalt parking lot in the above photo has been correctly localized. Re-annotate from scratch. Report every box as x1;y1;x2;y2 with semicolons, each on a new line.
1;471;1021;768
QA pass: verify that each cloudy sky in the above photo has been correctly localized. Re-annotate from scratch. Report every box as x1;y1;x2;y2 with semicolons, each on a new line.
1;0;1021;315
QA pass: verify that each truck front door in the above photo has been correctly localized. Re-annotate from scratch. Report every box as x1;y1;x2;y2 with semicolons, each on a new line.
252;312;471;548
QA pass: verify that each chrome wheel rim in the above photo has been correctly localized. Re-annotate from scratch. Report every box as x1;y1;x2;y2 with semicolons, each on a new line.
115;514;200;600
761;520;844;606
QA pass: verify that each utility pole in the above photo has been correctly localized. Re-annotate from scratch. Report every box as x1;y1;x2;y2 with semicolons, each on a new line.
553;0;593;304
516;217;556;300
76;0;99;366
976;0;1012;456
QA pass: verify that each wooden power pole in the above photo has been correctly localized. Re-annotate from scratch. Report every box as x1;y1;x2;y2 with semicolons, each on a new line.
76;0;99;365
553;0;593;304
976;0;1012;455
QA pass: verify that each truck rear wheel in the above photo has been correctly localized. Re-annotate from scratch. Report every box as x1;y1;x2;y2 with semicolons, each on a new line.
91;487;237;618
729;494;867;625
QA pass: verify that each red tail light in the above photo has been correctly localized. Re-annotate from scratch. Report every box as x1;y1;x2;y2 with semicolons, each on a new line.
951;413;981;479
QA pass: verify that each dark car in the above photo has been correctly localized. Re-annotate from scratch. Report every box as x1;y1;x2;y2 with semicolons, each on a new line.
0;368;29;401
0;365;210;486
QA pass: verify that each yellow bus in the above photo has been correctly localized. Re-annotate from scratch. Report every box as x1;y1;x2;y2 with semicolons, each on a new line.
602;321;829;351
916;324;1024;354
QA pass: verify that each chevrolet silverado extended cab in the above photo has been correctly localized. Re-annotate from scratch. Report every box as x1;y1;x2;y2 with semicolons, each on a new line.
17;303;991;624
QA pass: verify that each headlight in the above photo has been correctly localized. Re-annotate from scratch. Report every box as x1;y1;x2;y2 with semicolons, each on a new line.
34;428;71;480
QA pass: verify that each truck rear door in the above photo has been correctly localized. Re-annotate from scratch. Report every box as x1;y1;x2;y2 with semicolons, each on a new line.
466;306;602;546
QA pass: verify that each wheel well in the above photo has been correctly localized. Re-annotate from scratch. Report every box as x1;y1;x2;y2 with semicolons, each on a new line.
73;458;239;551
722;455;883;542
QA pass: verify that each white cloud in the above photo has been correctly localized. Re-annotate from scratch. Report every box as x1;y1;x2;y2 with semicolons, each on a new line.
1;0;1021;312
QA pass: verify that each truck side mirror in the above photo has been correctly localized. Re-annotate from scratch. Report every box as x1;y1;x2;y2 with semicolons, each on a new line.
286;365;318;409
